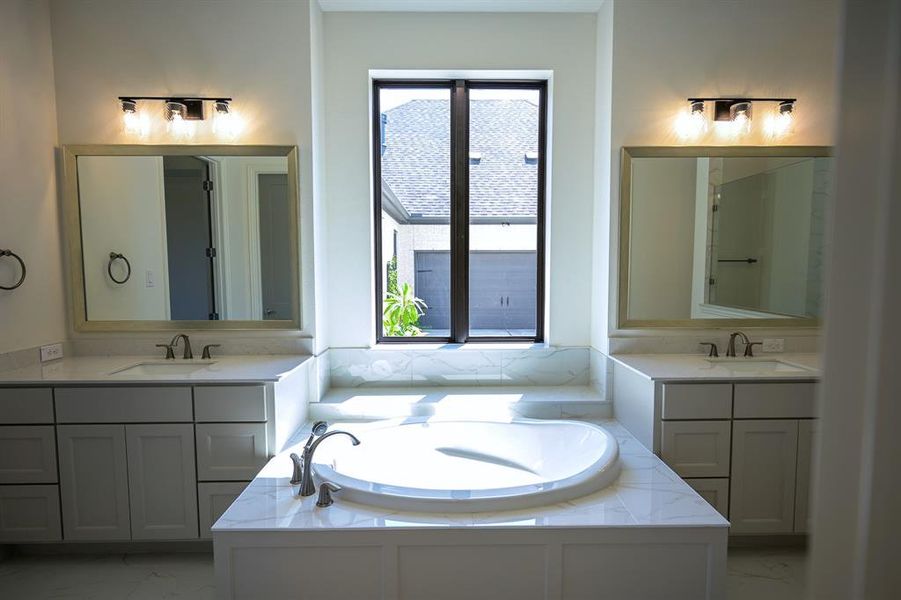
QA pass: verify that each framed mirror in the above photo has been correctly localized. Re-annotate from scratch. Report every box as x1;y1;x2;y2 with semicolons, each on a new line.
619;146;832;328
63;145;300;331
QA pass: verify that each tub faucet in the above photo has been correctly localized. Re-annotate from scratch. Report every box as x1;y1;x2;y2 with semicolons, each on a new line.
726;331;750;357
299;430;361;497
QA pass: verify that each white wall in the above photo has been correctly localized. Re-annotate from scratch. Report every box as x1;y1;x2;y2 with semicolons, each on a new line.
323;12;598;348
0;0;67;355
48;0;318;348
598;0;839;344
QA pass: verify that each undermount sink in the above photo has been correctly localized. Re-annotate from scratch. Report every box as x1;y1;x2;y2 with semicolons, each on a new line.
110;361;217;376
705;358;812;373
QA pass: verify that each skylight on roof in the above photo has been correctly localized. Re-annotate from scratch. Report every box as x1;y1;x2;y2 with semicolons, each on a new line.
469;151;482;164
524;151;539;164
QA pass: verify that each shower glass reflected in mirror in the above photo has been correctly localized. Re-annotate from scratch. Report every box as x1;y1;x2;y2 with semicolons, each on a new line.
620;148;832;327
71;148;298;325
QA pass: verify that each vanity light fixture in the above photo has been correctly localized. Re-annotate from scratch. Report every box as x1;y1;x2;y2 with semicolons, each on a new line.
680;97;797;139
119;98;150;138
117;96;238;139
764;100;795;139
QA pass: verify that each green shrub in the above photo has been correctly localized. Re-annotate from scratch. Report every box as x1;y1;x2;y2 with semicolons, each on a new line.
383;282;427;336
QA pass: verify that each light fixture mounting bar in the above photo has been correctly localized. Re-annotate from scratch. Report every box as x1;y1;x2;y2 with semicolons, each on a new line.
685;97;796;103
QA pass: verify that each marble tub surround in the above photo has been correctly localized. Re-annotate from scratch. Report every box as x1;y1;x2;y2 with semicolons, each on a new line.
214;418;727;532
0;354;311;384
328;344;589;388
310;386;612;421
610;353;820;381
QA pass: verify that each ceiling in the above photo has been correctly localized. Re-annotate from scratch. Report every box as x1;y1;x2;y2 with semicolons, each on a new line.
318;0;605;13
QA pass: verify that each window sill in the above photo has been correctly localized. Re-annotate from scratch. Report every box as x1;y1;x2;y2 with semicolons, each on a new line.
372;341;549;352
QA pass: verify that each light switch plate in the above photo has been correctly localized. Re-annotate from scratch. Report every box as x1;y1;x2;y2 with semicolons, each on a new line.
762;338;785;353
40;343;64;362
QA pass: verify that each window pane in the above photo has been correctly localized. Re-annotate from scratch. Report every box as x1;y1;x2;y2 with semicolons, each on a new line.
468;88;540;337
378;87;451;337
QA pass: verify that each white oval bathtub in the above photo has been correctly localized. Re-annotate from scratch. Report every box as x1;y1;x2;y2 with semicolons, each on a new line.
310;418;620;512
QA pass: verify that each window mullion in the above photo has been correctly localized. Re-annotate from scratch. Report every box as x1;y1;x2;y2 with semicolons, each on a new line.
450;80;470;343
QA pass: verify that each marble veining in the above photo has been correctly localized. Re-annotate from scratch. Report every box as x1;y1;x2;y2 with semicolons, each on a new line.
0;354;310;384
213;417;727;533
328;345;589;387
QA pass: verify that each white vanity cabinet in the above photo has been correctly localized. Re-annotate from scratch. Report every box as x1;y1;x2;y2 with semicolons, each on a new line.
0;383;275;544
612;363;818;536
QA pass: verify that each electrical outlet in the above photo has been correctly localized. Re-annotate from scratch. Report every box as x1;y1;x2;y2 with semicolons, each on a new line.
762;338;785;353
40;343;64;362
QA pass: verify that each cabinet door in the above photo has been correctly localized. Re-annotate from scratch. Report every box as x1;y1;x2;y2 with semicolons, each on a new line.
730;419;799;534
57;425;131;540
196;423;268;481
660;420;731;478
198;481;247;540
684;478;730;519
0;485;62;542
794;419;817;533
0;425;58;483
126;424;198;540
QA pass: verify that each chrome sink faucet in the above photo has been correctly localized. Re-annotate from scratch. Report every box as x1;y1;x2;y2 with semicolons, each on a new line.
726;331;750;357
169;334;193;359
296;429;361;497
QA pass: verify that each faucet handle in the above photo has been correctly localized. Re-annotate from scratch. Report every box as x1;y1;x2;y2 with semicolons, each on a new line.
744;342;763;357
289;453;303;486
316;482;342;508
700;342;719;357
155;344;175;360
201;344;221;359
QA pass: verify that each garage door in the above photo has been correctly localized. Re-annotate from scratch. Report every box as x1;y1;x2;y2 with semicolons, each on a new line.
414;251;536;333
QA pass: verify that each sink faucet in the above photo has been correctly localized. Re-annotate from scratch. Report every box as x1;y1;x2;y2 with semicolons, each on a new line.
726;331;750;357
298;430;361;497
169;334;193;359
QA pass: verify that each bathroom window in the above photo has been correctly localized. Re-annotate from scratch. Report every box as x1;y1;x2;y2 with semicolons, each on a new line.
373;79;547;343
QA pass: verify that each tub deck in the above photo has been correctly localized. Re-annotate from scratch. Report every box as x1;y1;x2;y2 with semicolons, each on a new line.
213;399;728;599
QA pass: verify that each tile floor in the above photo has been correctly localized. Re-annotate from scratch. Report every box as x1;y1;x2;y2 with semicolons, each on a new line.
0;546;806;599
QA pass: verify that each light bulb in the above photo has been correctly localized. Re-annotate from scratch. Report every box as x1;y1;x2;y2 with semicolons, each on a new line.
675;100;708;140
764;101;794;138
212;101;244;140
120;99;150;138
717;101;752;137
165;102;195;139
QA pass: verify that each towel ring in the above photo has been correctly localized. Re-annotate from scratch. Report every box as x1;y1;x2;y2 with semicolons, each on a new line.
0;249;26;291
107;252;132;285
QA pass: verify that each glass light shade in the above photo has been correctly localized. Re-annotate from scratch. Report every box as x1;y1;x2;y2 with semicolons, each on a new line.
764;108;794;138
675;105;708;139
122;108;150;137
166;112;195;139
212;106;245;140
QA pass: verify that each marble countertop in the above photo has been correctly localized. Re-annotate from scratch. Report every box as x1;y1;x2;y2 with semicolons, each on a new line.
610;353;821;382
0;354;310;384
213;417;729;533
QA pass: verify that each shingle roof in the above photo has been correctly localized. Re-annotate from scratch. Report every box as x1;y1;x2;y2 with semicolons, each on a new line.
381;99;538;220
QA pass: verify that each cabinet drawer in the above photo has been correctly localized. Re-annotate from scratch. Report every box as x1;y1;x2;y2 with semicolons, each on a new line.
661;383;732;420
0;426;58;484
733;383;816;419
660;420;731;478
198;481;248;539
56;387;192;423
0;388;54;424
684;478;730;519
196;423;268;481
0;484;62;542
194;386;266;422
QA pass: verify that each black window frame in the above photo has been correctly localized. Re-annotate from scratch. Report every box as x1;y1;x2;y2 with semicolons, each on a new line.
373;78;547;344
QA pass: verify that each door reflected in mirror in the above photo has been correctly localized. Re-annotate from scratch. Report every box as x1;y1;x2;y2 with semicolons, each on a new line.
71;147;298;326
621;148;832;327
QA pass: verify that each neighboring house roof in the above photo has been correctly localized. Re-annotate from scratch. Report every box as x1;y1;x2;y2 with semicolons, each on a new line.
381;99;538;221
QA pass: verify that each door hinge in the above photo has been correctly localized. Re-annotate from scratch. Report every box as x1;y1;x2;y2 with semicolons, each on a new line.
712;204;719;212
709;277;717;286
205;247;217;258
209;312;220;320
202;180;214;192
